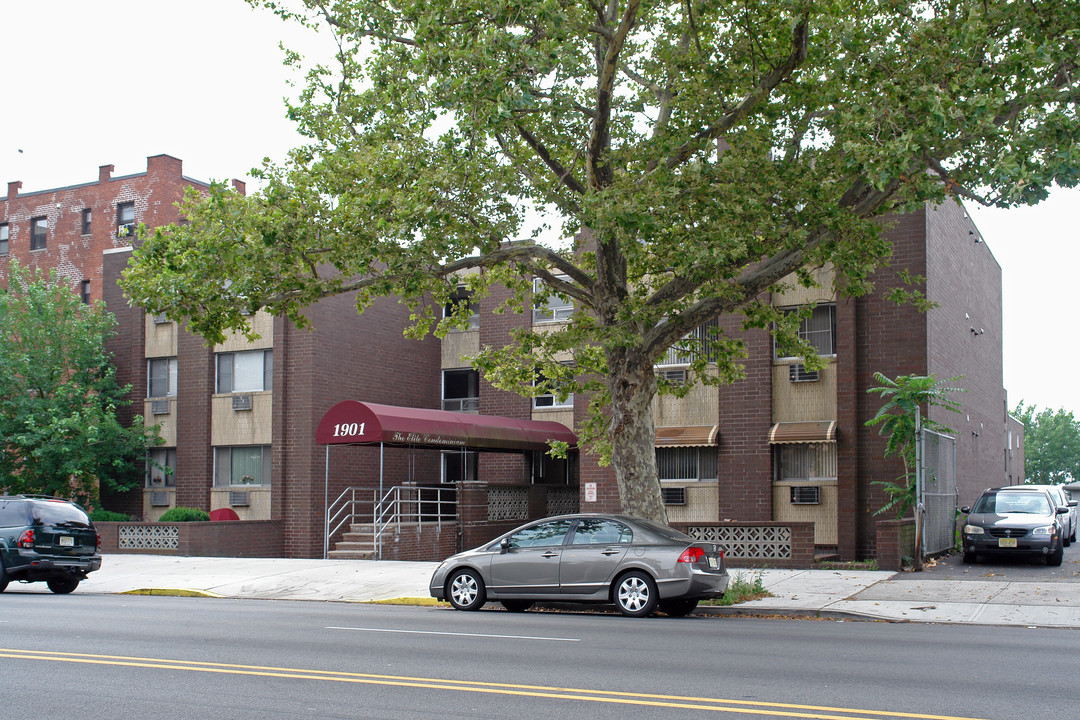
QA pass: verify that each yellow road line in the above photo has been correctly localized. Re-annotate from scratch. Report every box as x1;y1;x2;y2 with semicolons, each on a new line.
0;648;990;720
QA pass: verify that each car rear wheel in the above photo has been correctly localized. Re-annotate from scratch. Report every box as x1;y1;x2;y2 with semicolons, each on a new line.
613;571;658;617
1047;544;1064;567
447;569;486;611
500;600;534;612
46;577;79;594
0;560;8;593
659;598;699;617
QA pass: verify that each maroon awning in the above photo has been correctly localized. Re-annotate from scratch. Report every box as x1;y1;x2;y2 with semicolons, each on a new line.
315;401;577;452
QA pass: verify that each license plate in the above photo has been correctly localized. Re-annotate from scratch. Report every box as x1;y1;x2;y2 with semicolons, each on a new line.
707;557;718;569
59;536;74;547
998;538;1017;548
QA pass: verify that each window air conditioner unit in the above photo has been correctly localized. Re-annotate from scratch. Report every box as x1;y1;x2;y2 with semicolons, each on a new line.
232;394;253;411
658;368;687;384
789;364;820;383
790;486;822;505
153;312;170;324
151;399;170;415
150;491;171;507
662;487;687;506
229;491;250;507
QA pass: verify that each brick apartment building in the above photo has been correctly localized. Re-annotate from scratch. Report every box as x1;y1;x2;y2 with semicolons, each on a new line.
2;156;1023;561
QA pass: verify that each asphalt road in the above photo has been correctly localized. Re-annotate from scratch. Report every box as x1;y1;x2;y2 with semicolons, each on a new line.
2;592;1077;719
894;531;1080;582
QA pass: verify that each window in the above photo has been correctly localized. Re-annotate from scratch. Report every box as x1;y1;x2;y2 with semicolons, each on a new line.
656;318;721;366
214;446;271;486
147;448;177;487
533;366;573;408
532;277;573;323
30;216;47;250
442;450;477;483
117;201;135;237
0;223;8;255
80;280;91;304
443;286;478;329
217;349;273;393
532;450;575;484
775;304;837;358
656;447;718;481
81;208;92;235
504;519;573;549
570;518;632;544
773;442;837;482
147;357;178;398
443;369;480;412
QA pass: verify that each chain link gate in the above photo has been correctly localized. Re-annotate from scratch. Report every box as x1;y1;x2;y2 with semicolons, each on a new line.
917;428;958;556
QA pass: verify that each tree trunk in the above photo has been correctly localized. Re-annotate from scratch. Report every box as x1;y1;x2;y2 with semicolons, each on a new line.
606;357;667;524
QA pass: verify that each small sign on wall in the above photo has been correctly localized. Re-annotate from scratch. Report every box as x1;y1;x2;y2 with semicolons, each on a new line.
584;483;597;503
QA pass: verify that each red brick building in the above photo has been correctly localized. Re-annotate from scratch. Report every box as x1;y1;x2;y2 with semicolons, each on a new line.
1;155;211;304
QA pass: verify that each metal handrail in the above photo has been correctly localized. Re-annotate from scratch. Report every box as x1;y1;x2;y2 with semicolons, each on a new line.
325;487;374;558
373;484;458;559
326;484;457;560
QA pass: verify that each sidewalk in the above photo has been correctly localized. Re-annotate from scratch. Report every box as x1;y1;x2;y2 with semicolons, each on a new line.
11;554;1080;628
713;568;1080;628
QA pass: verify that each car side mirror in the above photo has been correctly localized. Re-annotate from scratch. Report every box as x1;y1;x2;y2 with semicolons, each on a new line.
500;538;511;553
1069;500;1078;507
1056;507;1068;514
960;507;971;514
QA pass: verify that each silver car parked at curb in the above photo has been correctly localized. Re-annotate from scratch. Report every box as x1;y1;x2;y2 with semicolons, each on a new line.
429;514;728;617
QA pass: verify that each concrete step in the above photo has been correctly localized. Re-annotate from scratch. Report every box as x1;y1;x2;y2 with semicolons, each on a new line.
334;541;376;551
327;549;377;560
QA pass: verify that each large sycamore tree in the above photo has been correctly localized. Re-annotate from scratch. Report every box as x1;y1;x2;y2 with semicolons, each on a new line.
122;0;1079;522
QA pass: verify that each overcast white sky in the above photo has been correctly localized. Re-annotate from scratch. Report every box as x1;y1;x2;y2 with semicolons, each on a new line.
4;1;1078;416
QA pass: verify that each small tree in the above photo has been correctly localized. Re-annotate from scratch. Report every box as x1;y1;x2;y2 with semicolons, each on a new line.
1014;402;1080;484
865;373;963;519
0;262;162;507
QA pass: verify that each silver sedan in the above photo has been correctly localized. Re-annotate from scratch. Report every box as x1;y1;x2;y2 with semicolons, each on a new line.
429;514;728;617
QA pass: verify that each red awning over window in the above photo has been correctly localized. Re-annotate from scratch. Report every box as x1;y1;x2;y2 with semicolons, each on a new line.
316;401;577;452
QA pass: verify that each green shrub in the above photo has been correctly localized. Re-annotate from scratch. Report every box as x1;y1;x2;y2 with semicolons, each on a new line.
158;507;210;522
90;509;131;522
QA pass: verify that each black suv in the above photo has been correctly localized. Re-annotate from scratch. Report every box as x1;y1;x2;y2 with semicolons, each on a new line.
0;496;102;594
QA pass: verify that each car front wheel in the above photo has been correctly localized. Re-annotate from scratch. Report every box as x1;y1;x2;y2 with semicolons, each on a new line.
447;569;486;611
46;577;79;594
0;560;8;593
614;571;658;617
1047;544;1064;567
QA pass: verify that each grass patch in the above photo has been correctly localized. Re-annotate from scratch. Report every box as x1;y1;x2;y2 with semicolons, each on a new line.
702;570;772;606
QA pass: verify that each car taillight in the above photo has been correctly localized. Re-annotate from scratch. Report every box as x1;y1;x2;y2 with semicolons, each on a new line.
18;529;34;548
97;532;102;550
678;546;706;563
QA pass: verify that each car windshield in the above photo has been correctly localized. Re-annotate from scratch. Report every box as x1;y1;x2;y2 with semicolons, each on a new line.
973;493;1051;515
31;501;91;526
